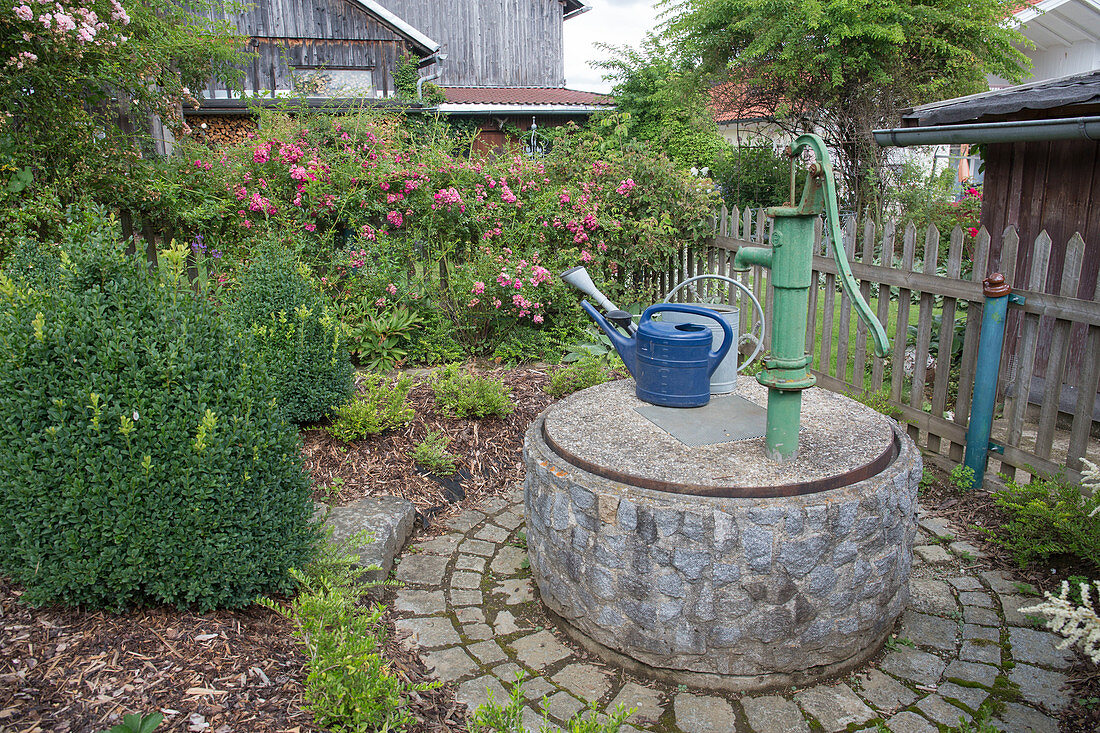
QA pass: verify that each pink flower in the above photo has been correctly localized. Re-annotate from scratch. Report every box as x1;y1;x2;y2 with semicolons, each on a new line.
304;223;316;232
966;226;979;237
375;296;387;307
386;283;397;295
387;210;403;228
14;4;32;21
241;219;252;229
616;178;636;196
533;314;544;324
580;250;592;263
472;281;486;295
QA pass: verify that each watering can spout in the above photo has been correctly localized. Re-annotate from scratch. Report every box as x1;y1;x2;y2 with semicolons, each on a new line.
580;300;637;376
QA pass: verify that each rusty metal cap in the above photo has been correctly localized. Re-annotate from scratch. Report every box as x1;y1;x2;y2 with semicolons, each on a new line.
983;272;1011;298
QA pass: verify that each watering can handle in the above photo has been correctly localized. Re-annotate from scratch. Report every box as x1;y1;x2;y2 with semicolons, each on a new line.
641;303;733;378
663;274;765;372
791;134;890;358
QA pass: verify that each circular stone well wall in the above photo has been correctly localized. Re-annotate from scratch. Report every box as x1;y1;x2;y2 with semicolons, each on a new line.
523;380;921;691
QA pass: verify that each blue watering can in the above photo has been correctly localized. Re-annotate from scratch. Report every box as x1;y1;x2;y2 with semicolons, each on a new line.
581;301;732;408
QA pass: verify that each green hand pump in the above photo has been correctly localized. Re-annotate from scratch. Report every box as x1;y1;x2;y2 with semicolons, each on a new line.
733;133;890;462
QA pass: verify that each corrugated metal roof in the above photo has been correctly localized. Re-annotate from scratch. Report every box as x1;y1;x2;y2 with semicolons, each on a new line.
442;86;612;106
902;68;1100;126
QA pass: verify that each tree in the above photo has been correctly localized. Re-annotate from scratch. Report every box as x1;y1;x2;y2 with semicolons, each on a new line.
1;0;245;200
592;34;725;169
661;0;1030;216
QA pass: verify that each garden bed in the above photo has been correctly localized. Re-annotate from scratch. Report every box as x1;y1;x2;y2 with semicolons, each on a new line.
1;366;1096;733
0;366;551;733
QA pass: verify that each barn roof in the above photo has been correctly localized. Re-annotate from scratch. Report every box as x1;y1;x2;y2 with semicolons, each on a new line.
442;86;610;106
901;68;1100;127
355;0;440;55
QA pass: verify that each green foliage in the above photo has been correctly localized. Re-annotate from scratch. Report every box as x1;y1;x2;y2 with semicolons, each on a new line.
405;309;466;365
394;52;445;106
950;464;976;491
101;712;163;733
469;673;633;733
546;353;625;398
848;389;901;419
0;242;318;611
410;430;458;476
663;0;1030;213
593;34;724;170
1;0;246;200
260;529;435;732
431;364;514;419
983;472;1100;573
326;373;415;442
710;145;794;210
343;303;423;371
227;248;354;424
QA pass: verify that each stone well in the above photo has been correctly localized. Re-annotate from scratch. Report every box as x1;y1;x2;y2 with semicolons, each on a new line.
523;379;921;692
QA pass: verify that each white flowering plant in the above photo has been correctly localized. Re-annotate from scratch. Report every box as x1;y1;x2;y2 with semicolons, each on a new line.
1020;578;1100;665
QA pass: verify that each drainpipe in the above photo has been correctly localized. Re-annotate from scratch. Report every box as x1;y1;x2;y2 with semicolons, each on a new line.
417;52;447;102
873;116;1100;147
962;273;1025;488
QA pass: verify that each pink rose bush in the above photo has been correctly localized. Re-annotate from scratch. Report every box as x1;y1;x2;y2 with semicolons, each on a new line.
152;111;717;357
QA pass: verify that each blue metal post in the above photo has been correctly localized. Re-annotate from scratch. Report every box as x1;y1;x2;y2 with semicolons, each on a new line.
963;273;1012;488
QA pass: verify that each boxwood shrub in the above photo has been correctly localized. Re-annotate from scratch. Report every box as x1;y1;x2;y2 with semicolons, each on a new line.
0;245;319;610
226;248;353;424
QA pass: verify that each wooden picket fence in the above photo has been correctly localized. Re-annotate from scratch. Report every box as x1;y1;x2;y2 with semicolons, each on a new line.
659;205;1100;489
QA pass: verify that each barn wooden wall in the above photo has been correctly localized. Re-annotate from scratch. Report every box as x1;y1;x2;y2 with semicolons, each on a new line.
376;0;566;86
199;0;417;98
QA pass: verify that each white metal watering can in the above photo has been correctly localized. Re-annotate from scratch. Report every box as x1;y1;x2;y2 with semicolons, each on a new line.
661;275;765;394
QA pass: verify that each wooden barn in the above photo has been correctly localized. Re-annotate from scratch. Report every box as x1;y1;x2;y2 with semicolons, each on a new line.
179;0;604;150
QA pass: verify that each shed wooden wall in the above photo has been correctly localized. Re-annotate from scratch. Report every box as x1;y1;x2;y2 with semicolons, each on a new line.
980;136;1100;384
198;0;418;98
376;0;565;86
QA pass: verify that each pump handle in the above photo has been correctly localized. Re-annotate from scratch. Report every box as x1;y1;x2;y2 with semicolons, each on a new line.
790;134;890;358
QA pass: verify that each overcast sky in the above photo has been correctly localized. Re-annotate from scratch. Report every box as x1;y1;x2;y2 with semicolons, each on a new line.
563;1;664;92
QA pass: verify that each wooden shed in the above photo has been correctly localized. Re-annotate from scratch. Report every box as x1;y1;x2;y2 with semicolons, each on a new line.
874;70;1100;422
879;70;1100;300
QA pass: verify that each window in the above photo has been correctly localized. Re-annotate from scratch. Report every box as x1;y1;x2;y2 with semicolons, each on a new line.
292;67;375;96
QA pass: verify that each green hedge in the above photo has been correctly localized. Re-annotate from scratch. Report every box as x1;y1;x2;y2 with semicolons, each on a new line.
226;248;354;424
0;245;319;610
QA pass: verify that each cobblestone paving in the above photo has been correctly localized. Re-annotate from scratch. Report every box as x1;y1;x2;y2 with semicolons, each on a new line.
390;486;1069;732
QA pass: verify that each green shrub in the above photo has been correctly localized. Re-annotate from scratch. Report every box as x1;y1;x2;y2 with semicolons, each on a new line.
469;672;633;732
411;430;458;475
0;244;318;610
431;364;514;418
327;373;415;442
260;530;435;732
982;472;1100;573
546;353;624;398
226;248;353;424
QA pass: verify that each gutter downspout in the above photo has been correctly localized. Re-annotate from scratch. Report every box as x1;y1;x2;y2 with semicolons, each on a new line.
873;115;1100;147
417;52;447;102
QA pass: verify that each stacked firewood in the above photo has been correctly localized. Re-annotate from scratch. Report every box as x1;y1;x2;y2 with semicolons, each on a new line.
187;115;258;148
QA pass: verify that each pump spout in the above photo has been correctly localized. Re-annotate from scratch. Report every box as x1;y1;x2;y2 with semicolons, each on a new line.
580;300;637;377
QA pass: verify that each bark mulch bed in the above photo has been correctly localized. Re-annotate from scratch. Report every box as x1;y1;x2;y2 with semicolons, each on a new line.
1;366;556;733
301;366;555;524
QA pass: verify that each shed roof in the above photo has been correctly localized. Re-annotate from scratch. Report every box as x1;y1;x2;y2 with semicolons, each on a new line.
901;68;1100;126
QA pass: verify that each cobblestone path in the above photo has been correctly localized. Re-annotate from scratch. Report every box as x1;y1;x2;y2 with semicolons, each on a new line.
391;485;1070;732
